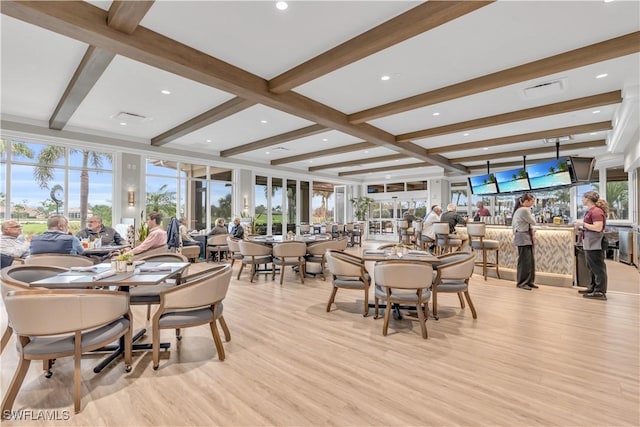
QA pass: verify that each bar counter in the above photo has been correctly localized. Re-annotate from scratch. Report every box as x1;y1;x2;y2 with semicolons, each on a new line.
465;224;576;287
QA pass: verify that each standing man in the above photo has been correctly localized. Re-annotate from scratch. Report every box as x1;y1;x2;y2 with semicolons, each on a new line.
474;202;491;221
30;214;85;255
0;220;30;258
230;217;245;239
76;215;125;246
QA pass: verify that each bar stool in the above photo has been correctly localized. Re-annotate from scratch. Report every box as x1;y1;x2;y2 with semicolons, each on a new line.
466;222;500;280
433;222;462;255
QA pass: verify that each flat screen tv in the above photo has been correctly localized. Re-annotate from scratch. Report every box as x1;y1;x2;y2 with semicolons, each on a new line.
494;168;530;193
468;173;498;195
527;157;572;190
569;156;595;182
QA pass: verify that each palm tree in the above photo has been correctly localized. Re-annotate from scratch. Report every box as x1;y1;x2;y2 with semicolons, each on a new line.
146;184;176;220
0;139;34;159
32;146;111;229
313;190;333;222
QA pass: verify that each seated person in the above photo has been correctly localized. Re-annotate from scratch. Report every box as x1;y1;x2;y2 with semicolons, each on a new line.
76;215;126;246
230;217;245;240
402;208;421;228
422;205;443;243
439;204;469;249
208;218;228;236
126;212;167;256
179;217;205;259
0;220;30;258
30;214;85;255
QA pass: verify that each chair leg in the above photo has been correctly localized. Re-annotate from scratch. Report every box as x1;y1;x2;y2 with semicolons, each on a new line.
458;292;466;308
382;297;392;336
495;250;500;279
218;315;231;342
146;304;151;321
432;289;439;320
298;260;305;284
326;287;338;312
482;249;488;280
464;290;477;319
123;319;132;372
175;328;182;340
363;286;369;317
209;321;225;361
279;264;285;285
0;356;31;418
74;332;82;413
237;263;244;280
417;301;428;339
152;321;161;370
374;296;380;319
0;325;12;354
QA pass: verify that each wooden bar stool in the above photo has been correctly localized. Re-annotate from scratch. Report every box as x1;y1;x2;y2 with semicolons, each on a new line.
466;222;500;280
433;222;462;255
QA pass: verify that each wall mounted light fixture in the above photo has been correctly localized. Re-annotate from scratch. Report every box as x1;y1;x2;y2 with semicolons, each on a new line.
128;190;135;206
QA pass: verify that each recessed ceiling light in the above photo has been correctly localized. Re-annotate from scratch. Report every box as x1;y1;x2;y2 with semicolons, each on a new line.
596;73;608;79
308;160;313;163
592;110;601;114
322;138;328;142
604;0;614;3
364;151;369;154
276;1;288;10
589;132;597;135
265;151;270;155
206;139;212;143
463;133;470;136
119;122;127;126
432;112;440;116
483;147;489;151
394;159;399;162
380;75;390;81
260;120;268;124
160;89;171;95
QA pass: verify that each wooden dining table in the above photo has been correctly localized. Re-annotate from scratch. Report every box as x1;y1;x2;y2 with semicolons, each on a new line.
31;261;190;373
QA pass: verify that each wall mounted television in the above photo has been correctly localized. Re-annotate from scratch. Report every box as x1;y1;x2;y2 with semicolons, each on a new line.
569;156;595;182
468;173;498;195
527;157;572;190
494;168;531;193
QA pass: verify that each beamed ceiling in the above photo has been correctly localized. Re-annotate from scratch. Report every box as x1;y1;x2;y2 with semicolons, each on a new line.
1;1;639;183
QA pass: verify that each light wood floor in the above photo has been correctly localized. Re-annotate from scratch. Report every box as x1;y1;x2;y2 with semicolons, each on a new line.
1;242;639;426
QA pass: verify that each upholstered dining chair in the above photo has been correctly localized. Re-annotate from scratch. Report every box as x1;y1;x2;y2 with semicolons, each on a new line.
128;252;189;320
206;233;230;262
466;222;500;280
272;241;307;285
0;265;68;356
237;240;273;282
151;264;232;369
1;289;132;416
226;236;244;267
304;239;335;280
373;260;433;339
24;254;95;268
431;252;476;320
325;250;371;317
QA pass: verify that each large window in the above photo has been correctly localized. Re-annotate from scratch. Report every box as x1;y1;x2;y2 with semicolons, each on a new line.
451;182;469;216
2;139;113;233
605;167;629;220
255;175;268;235
312;181;334;222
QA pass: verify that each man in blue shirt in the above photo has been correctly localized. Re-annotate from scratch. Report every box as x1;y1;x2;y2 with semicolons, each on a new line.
30;214;85;255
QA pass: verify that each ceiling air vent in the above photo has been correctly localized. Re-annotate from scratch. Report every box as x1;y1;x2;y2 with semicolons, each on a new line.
112;111;151;124
272;147;290;151
522;78;567;99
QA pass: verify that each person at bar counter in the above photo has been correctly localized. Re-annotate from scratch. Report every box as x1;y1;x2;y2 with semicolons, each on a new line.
0;220;30;258
575;191;609;300
230;217;245;239
402;208;421;228
474;201;491;221
124;211;167;256
512;193;537;291
30;214;85;255
76;215;125;246
439;203;469;249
